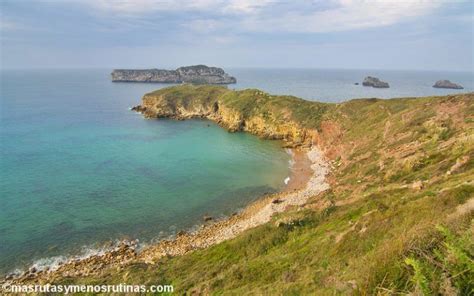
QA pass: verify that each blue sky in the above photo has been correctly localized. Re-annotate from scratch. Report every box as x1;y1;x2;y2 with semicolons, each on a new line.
1;0;473;70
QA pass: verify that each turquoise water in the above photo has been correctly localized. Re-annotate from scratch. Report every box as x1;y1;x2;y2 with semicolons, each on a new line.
0;69;290;274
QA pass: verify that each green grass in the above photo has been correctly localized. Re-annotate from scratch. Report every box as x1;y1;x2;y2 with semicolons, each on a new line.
46;87;474;294
144;85;330;129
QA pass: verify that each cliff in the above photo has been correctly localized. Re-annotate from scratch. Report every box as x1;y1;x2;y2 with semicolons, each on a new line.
133;85;329;147
111;65;236;84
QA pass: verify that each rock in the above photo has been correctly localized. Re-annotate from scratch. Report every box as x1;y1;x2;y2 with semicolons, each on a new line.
272;198;283;204
5;273;14;280
362;76;390;88
176;65;236;84
432;80;463;89
131;105;144;112
446;155;469;175
412;180;423;190
111;65;236;84
203;215;213;222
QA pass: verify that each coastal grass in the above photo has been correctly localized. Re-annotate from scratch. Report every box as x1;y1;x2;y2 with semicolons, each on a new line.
144;85;330;130
69;191;473;294
46;88;474;294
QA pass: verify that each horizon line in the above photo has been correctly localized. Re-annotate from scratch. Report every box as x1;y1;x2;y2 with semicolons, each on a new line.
1;66;473;73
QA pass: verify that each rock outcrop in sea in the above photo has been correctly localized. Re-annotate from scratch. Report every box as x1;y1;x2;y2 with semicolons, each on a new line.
432;80;463;89
362;76;390;88
111;65;236;84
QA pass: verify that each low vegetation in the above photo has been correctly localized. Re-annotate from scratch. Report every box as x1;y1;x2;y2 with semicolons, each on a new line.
46;87;474;294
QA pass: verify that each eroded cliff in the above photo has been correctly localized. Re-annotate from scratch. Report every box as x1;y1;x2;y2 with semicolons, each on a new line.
133;85;329;147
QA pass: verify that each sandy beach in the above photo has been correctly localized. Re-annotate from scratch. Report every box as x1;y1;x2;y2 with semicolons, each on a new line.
285;148;314;192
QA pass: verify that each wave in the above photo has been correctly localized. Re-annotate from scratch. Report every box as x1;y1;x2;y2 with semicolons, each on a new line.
7;239;142;277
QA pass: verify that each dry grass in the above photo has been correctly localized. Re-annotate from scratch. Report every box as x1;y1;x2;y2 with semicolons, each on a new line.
48;89;474;295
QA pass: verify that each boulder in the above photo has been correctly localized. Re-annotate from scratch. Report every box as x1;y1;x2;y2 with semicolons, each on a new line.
203;215;213;222
432;80;463;89
362;76;390;88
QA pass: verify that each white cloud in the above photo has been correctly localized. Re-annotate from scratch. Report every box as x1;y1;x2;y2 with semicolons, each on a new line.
81;0;445;33
241;0;444;33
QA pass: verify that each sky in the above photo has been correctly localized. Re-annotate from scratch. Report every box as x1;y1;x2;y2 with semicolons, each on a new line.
0;0;473;71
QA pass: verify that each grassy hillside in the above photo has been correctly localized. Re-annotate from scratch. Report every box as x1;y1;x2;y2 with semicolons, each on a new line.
37;87;474;294
138;85;331;146
141;85;329;129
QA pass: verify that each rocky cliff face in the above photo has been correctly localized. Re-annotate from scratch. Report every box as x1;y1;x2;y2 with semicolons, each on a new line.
132;86;326;147
111;65;236;84
176;65;236;84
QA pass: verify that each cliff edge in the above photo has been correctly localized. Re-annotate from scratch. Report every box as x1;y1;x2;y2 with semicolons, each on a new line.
132;85;329;147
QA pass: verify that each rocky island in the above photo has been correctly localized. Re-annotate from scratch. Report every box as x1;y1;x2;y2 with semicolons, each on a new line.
362;76;390;88
111;65;236;84
433;79;464;89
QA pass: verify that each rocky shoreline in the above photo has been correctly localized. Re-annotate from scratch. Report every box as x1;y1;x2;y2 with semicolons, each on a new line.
1;86;333;285
1;143;329;285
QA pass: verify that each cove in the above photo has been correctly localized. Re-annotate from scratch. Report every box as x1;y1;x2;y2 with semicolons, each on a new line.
0;69;290;274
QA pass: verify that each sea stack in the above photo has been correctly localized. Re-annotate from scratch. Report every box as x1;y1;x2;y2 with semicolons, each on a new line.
432;80;463;89
111;65;236;84
362;76;390;88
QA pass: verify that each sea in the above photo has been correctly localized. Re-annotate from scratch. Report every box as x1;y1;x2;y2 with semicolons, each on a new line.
0;68;472;275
